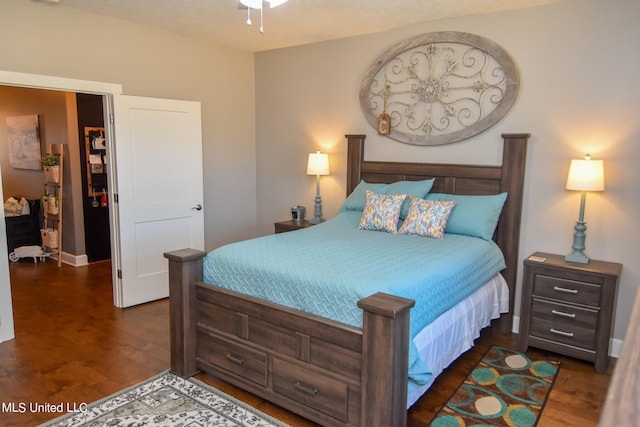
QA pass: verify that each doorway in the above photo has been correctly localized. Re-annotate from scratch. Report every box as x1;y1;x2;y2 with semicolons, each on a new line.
0;86;114;346
0;72;122;342
0;86;111;265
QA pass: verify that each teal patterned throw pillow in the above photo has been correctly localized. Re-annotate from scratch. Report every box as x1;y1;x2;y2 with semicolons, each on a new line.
397;196;456;238
358;191;407;233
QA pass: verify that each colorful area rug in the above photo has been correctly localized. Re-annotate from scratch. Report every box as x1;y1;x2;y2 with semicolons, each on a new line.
40;370;289;426
429;345;560;427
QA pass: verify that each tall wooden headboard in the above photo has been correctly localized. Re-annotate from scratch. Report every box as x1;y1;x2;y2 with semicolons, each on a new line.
345;133;530;333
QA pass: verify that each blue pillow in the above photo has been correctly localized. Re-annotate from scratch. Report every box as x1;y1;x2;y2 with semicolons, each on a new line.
425;193;508;240
387;179;436;218
339;181;389;213
339;179;435;218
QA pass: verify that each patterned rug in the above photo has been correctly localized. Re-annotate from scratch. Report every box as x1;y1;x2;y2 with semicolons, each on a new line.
429;345;560;427
40;371;289;426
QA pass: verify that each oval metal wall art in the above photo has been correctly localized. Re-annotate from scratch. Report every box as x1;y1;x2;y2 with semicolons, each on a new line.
359;32;520;146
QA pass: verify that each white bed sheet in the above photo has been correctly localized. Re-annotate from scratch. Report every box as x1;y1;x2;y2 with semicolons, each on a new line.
407;273;509;407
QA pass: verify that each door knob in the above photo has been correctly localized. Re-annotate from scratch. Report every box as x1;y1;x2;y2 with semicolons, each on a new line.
192;204;203;211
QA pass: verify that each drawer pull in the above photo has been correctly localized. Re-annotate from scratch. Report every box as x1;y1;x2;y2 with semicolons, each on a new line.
294;381;318;397
224;353;244;366
551;309;576;319
553;286;578;295
550;328;574;338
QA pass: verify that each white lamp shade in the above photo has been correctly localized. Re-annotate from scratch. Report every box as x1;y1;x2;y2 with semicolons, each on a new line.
267;0;288;7
566;158;605;192
240;0;288;9
307;151;330;176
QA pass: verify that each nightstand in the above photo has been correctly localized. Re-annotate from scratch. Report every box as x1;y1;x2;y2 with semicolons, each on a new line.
274;219;313;234
519;252;622;374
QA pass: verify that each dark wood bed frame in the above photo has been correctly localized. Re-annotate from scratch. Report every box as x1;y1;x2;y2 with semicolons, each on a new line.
164;133;529;427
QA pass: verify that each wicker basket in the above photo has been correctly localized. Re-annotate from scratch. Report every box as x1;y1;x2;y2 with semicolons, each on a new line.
43;165;60;184
40;228;58;249
41;195;58;215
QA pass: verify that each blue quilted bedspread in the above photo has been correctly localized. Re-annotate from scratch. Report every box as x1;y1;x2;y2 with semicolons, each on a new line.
203;211;505;384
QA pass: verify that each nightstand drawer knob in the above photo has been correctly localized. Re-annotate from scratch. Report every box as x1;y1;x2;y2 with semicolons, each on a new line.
550;328;574;338
551;309;577;319
553;286;579;295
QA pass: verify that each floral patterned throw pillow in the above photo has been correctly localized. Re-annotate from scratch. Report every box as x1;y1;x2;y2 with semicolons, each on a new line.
397;197;456;238
358;190;407;233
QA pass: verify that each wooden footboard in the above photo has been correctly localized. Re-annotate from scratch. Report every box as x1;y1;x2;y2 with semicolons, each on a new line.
165;249;415;427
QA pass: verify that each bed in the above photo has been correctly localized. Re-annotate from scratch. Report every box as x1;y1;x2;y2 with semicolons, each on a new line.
165;133;529;427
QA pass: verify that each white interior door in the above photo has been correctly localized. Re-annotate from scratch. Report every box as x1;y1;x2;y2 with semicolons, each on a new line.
111;95;204;307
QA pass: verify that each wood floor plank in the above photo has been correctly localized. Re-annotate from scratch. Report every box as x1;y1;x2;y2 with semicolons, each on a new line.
0;259;612;426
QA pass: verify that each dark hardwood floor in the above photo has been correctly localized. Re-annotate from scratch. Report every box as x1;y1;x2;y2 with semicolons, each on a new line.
0;259;612;426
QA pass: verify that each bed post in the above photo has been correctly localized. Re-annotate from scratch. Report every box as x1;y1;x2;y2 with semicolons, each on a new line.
164;248;207;378
346;134;365;195
358;292;415;427
497;133;529;334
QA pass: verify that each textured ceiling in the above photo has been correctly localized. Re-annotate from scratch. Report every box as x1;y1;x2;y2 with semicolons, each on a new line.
38;0;562;52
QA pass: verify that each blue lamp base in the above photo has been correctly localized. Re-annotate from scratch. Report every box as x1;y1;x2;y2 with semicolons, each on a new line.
566;249;589;264
309;175;325;224
566;217;589;264
309;194;325;224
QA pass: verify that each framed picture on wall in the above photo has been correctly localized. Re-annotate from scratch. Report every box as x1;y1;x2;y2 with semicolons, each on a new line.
6;114;42;170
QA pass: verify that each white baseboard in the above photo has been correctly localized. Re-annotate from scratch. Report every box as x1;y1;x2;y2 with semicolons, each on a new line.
59;252;89;267
511;315;622;358
609;338;623;359
512;314;520;334
0;320;15;342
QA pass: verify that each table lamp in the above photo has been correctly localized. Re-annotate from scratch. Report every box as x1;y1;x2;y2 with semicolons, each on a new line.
565;154;605;264
306;151;330;224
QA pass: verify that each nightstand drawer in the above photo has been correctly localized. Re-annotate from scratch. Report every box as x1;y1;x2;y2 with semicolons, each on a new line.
530;317;596;350
533;274;601;307
532;298;598;330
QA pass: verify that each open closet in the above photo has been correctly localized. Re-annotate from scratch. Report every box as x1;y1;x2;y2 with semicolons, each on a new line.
76;93;110;263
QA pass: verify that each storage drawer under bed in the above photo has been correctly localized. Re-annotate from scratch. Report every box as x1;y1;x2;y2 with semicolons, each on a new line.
198;331;268;387
272;356;350;423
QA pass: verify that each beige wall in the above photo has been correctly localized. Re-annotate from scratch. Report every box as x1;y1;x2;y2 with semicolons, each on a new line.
255;0;640;344
0;87;66;200
0;0;258;250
